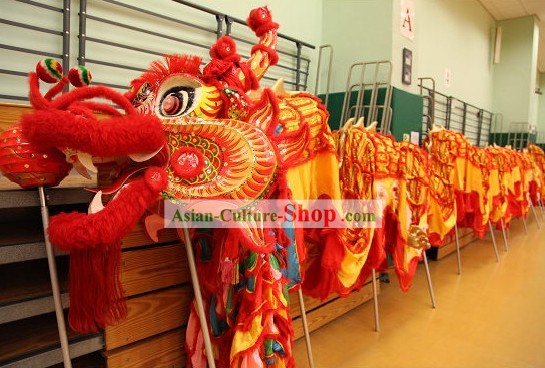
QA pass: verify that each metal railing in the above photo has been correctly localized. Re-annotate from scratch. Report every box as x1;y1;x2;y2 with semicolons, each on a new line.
418;77;435;134
419;84;493;147
489;114;504;145
340;60;393;133
0;0;70;101
507;122;536;150
314;44;333;109
536;131;545;150
0;0;315;102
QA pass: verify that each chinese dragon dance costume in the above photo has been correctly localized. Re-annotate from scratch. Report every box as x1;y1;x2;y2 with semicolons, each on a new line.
368;128;431;292
527;143;545;205
453;143;494;239
303;118;431;297
486;145;511;227
486;145;529;228
426;127;495;243
503;148;527;224
426;128;480;238
424;126;457;245
301;119;381;299
395;141;431;291
6;6;335;368
518;149;535;213
122;6;344;367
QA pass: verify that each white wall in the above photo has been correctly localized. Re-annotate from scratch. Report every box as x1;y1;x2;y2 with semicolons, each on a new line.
538;73;545;138
320;0;393;94
529;19;540;128
415;0;496;109
318;0;496;107
493;16;539;131
391;0;418;94
1;0;66;99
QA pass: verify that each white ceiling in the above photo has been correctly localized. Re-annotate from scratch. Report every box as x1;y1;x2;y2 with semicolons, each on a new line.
478;0;545;73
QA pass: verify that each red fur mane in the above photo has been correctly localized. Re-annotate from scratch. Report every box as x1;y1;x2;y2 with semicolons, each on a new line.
126;54;202;100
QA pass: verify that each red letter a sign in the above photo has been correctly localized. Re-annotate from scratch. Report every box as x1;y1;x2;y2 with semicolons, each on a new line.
400;0;415;40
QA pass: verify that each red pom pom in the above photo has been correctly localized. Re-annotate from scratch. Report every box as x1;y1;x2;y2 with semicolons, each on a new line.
170;146;206;180
248;7;272;30
144;166;168;192
210;36;240;62
247;6;278;36
36;59;63;83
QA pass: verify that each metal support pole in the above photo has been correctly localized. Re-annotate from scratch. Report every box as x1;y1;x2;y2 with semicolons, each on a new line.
215;14;224;38
295;42;302;91
225;16;233;36
488;220;500;263
454;223;462;275
446;97;452;130
521;216;528;235
179;227;216;368
529;198;541;228
537;198;545;220
476;109;484;146
422;252;437;308
461;103;467;135
371;269;380;332
354;64;366;122
314;45;333;110
62;0;70;93
500;219;509;251
297;288;315;368
78;0;87;66
39;187;73;368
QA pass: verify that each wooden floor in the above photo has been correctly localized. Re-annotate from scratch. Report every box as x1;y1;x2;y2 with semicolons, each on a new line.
293;216;545;368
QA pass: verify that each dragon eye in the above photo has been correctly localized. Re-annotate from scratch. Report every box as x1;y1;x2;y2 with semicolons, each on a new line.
160;87;195;116
156;75;202;118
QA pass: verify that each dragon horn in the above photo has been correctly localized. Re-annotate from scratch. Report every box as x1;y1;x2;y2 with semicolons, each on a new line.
245;6;280;85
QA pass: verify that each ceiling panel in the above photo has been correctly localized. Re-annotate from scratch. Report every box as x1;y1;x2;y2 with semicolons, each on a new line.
479;0;545;72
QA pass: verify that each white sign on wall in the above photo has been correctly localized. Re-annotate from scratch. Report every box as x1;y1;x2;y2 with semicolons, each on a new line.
400;0;415;40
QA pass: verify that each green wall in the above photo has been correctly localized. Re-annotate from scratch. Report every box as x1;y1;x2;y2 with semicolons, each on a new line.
319;89;389;131
320;87;423;142
390;87;424;142
489;133;537;146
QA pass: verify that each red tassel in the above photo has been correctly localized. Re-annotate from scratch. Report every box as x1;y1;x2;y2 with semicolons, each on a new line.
221;258;234;284
209;36;241;62
67;243;126;333
48;168;167;332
